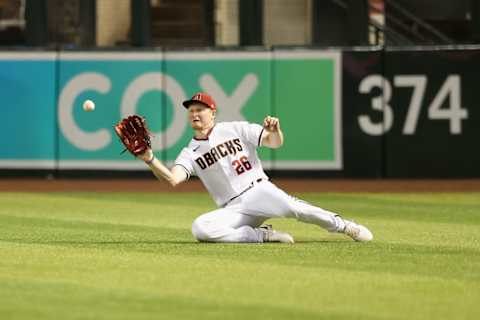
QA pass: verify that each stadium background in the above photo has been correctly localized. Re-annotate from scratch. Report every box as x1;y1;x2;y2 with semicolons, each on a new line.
1;1;479;320
1;0;479;179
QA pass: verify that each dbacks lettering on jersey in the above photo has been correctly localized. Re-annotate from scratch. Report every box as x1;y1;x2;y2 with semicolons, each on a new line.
195;138;243;170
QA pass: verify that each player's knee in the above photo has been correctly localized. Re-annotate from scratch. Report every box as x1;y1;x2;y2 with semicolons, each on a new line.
191;218;210;242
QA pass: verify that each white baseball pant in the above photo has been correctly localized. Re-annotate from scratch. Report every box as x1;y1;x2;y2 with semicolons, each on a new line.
191;180;346;243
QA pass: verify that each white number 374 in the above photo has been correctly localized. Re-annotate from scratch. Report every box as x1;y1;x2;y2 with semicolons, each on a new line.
358;74;469;136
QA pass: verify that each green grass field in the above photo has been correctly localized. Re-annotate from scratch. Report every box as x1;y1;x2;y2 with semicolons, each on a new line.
0;192;479;320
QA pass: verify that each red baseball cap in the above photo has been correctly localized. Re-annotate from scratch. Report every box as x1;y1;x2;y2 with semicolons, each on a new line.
182;92;216;111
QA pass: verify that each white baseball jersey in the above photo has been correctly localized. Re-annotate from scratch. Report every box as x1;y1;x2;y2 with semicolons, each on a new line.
174;121;268;207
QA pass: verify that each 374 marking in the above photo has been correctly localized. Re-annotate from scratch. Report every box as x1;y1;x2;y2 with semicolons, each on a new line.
358;74;469;136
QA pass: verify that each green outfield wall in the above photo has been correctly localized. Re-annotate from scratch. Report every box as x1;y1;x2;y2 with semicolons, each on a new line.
0;50;341;172
0;47;478;177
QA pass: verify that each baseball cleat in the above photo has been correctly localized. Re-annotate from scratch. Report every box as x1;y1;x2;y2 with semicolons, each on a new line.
260;224;295;243
342;220;373;242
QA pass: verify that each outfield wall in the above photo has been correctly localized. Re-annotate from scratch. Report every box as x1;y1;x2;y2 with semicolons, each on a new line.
0;47;478;177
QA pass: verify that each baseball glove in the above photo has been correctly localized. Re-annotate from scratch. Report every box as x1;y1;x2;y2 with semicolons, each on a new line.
114;115;152;156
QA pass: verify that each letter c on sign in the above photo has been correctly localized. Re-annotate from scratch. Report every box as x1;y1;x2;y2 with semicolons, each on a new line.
58;72;111;150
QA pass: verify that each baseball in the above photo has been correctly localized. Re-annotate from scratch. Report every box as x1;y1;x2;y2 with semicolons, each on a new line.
83;100;95;112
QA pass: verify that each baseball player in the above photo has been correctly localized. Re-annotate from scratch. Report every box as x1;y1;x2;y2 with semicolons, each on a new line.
138;92;373;243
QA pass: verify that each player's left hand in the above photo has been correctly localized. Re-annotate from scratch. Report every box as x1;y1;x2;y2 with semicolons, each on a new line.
263;116;280;132
114;115;152;157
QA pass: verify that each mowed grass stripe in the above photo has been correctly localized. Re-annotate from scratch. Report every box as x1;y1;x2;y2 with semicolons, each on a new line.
1;242;478;320
0;192;479;320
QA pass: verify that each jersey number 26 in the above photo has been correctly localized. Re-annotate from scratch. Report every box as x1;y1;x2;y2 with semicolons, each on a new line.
232;156;252;175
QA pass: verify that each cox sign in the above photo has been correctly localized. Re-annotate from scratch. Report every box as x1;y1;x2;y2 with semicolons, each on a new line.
57;52;271;169
0;51;340;171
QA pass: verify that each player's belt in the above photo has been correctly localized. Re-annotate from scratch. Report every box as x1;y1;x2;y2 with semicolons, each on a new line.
221;178;265;207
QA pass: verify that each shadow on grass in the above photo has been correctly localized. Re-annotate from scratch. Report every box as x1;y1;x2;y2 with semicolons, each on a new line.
1;238;351;246
0;239;197;245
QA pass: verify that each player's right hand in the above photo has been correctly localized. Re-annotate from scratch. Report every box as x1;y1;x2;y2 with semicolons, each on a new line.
263;116;280;132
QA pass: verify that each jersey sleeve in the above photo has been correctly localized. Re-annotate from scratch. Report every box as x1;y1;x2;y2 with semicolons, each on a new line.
174;148;195;179
237;122;265;147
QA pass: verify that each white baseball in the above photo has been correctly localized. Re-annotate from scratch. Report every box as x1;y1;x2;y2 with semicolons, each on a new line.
83;100;95;112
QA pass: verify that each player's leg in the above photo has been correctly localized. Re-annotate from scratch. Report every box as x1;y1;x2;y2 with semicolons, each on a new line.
240;181;342;230
241;181;373;242
191;207;294;243
191;208;263;243
283;191;373;241
286;196;346;232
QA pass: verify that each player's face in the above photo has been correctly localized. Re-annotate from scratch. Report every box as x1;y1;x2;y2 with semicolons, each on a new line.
188;103;215;130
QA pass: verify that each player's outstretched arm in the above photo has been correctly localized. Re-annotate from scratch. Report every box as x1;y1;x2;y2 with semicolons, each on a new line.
261;116;284;149
138;149;187;187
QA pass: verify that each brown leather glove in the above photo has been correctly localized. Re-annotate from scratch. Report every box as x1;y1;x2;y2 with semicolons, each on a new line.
114;115;152;156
